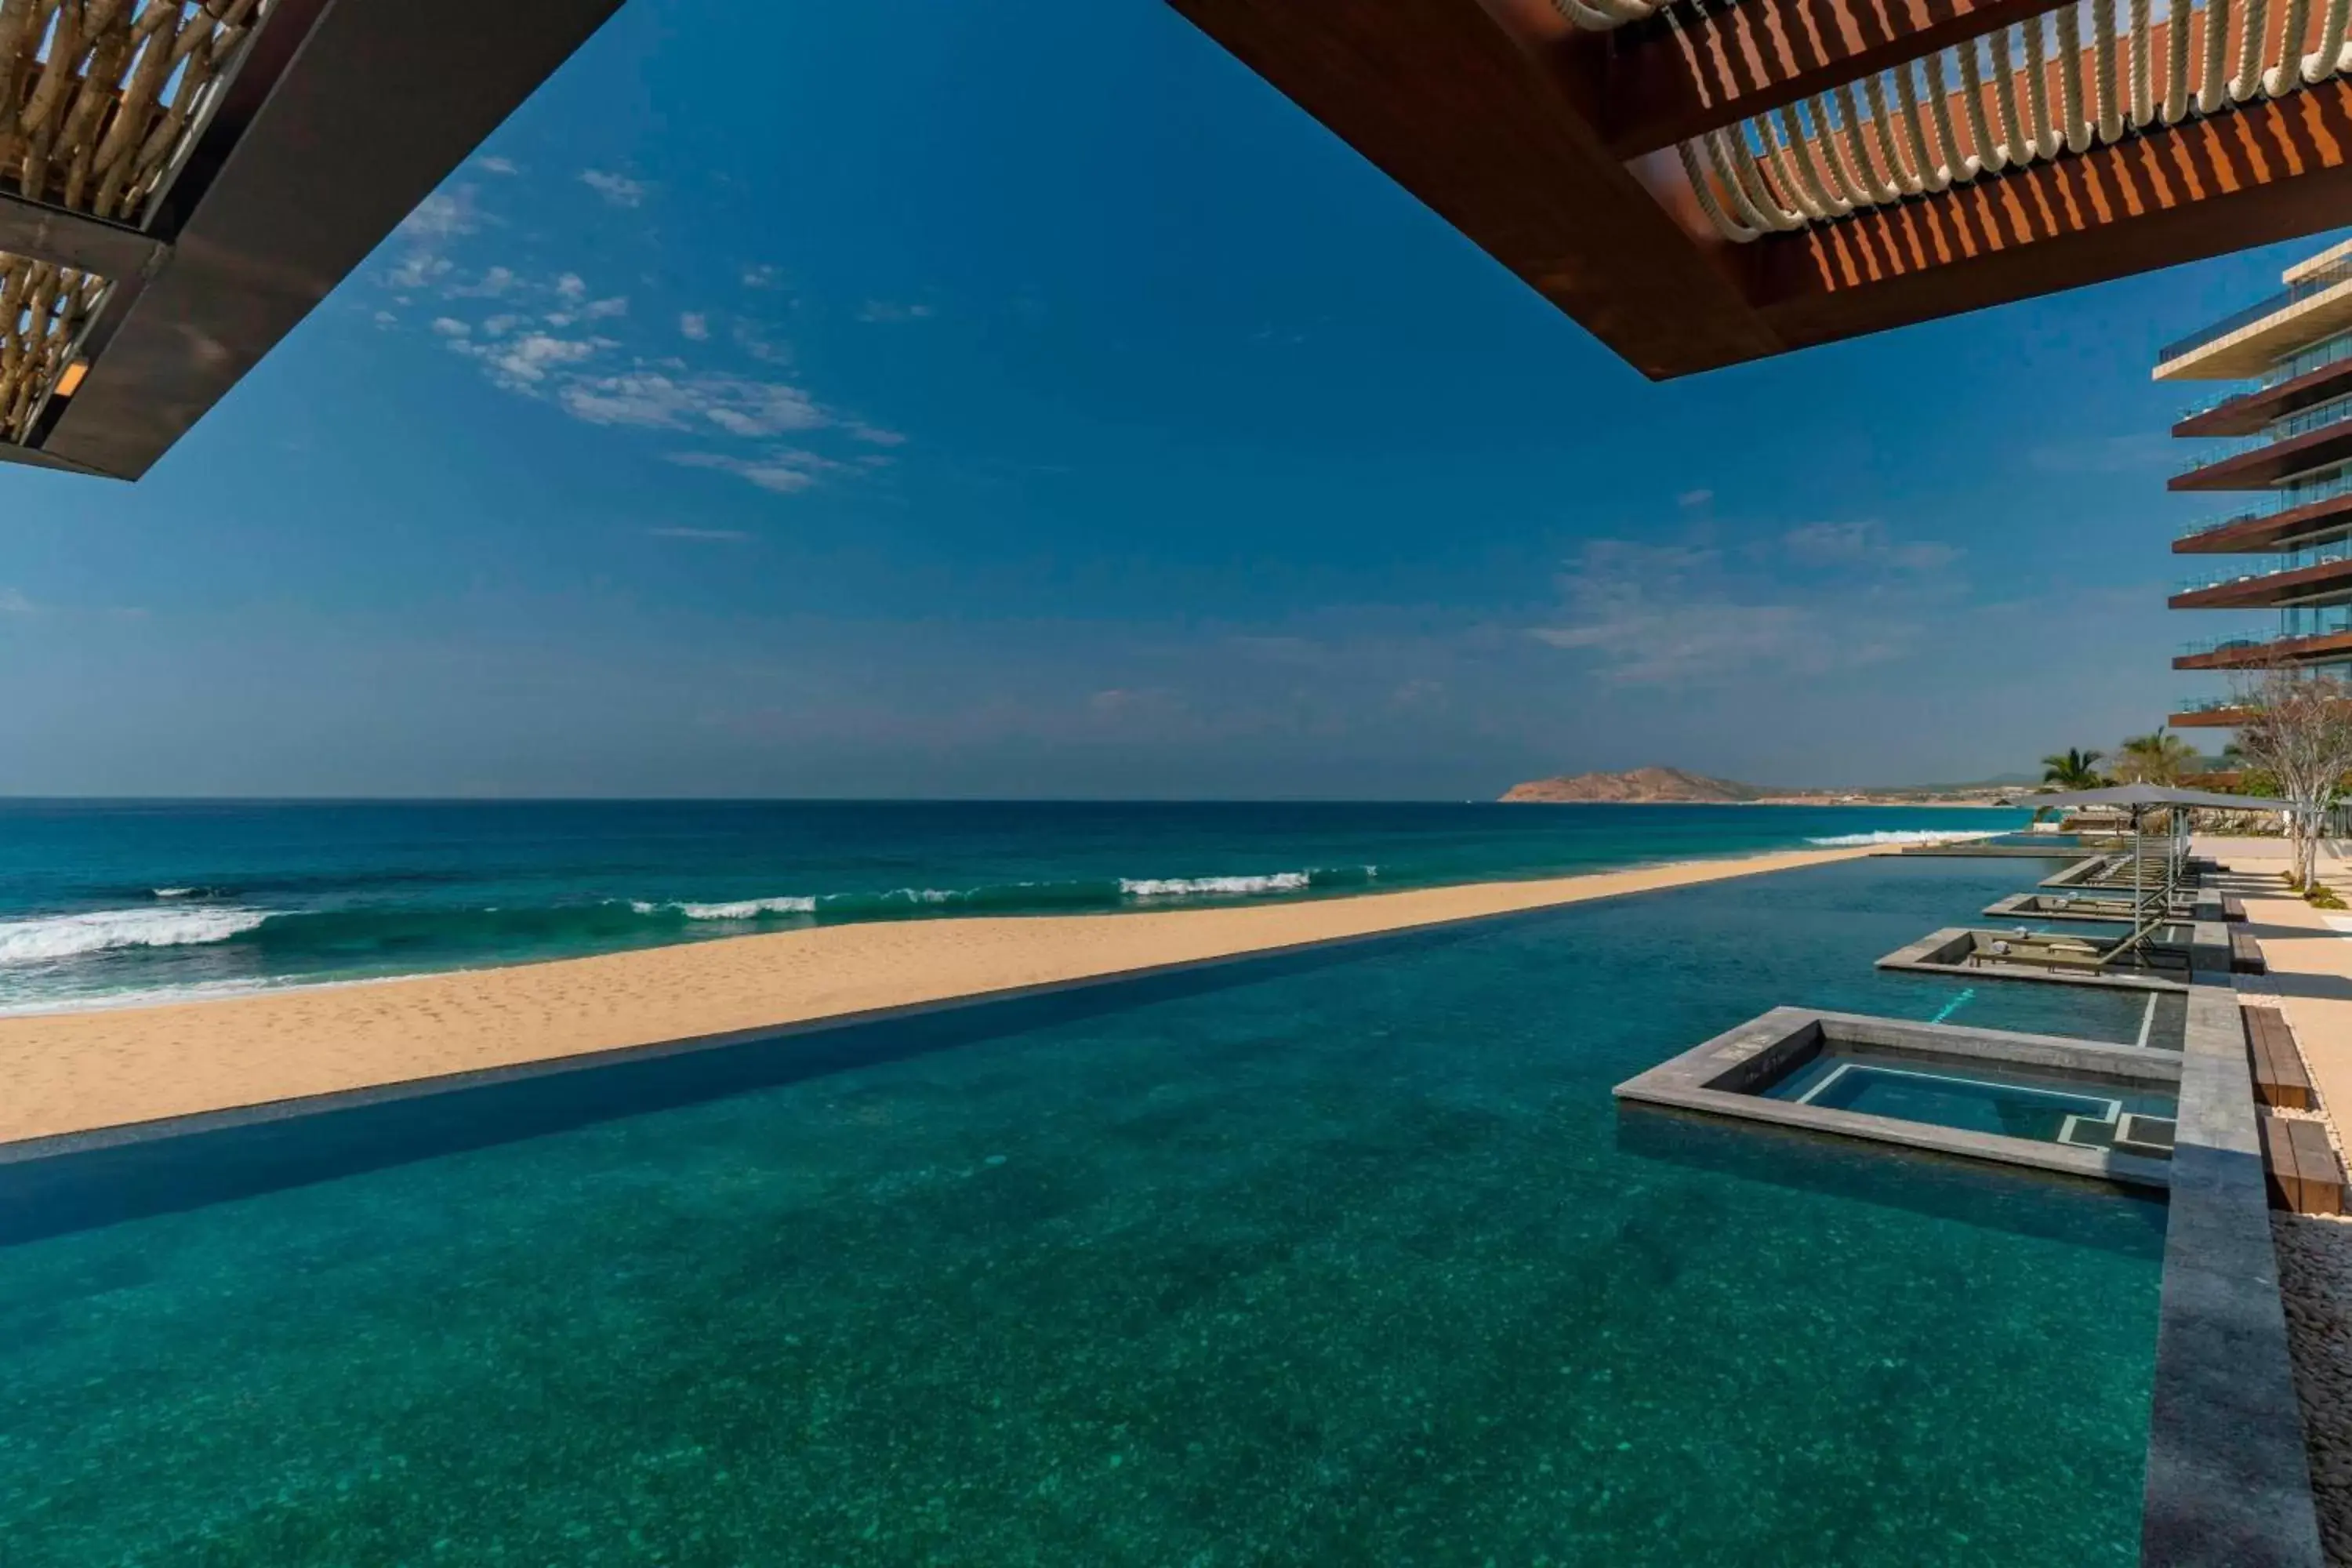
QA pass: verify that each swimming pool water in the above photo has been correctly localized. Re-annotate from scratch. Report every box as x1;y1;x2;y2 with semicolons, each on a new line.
0;858;2163;1565
1764;1050;2178;1145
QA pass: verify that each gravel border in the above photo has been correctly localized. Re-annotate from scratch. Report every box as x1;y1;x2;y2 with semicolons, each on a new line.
2275;1214;2352;1566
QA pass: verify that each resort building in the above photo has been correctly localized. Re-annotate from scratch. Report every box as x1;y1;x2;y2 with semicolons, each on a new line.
2165;240;2352;730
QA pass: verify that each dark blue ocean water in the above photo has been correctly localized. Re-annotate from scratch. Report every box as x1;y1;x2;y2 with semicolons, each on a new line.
0;800;2027;1012
0;855;2157;1564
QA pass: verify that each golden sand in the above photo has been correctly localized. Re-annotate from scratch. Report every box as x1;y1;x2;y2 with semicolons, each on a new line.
0;845;1877;1146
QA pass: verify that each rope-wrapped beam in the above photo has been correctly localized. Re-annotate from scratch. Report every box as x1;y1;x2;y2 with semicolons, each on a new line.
0;249;103;441
0;0;276;225
1677;0;2352;243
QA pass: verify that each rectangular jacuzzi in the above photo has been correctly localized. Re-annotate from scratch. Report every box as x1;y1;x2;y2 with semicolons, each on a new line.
1761;1051;2178;1156
1614;1007;2183;1187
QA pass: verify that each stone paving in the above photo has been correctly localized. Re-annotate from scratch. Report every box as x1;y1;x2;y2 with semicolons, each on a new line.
2198;840;2352;1564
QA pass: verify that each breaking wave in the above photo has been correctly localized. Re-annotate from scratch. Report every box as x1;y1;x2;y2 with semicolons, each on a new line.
634;895;821;920
631;867;1374;921
0;906;274;965
1120;871;1314;898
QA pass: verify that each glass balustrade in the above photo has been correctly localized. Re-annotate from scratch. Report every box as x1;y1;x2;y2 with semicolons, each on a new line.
2177;465;2352;541
2160;261;2352;365
2176;330;2352;421
2176;394;2352;473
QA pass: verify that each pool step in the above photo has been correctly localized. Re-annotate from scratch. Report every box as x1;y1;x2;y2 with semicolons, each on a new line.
2243;1004;2317;1111
2258;1112;2347;1216
2232;931;2268;975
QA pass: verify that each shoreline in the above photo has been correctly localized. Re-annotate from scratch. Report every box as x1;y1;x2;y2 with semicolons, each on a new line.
0;844;1879;1148
0;830;2007;1022
1498;797;2023;808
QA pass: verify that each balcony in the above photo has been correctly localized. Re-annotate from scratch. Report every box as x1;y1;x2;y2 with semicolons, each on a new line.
2173;630;2352;670
2171;549;2352;609
2172;397;2352;490
2157;255;2352;381
2168;698;2256;728
2173;347;2352;437
2174;483;2352;554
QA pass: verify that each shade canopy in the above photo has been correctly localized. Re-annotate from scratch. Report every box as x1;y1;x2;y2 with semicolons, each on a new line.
2029;785;2292;812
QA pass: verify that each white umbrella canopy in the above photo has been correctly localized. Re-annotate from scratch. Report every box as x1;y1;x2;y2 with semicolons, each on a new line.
2028;784;2289;812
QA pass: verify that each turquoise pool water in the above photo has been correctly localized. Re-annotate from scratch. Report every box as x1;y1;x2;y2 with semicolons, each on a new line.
0;858;2161;1564
1764;1051;2178;1145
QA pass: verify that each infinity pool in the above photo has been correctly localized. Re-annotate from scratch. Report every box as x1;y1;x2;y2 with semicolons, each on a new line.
0;858;2162;1565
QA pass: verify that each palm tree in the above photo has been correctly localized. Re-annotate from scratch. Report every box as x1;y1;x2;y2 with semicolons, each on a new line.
2041;748;2107;789
2112;730;2196;786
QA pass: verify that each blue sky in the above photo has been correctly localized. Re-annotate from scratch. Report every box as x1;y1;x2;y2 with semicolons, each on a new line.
0;0;2324;797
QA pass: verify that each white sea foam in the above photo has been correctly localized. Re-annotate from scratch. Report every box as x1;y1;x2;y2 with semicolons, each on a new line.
633;895;818;920
151;887;198;899
0;906;272;965
1802;829;2004;848
0;970;411;1018
1119;871;1314;898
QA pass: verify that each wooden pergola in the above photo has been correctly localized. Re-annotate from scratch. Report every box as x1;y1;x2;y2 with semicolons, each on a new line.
1168;0;2352;378
8;0;2352;481
0;0;621;481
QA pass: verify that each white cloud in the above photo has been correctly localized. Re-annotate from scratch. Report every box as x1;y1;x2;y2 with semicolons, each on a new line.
1528;539;1924;686
0;588;37;615
578;169;648;207
668;449;844;495
555;371;825;436
397;187;481;241
462;332;601;387
477;155;521;176
1676;488;1713;509
388;253;452;291
856;299;935;323
647;526;752;542
731;319;789;364
1781;519;1960;573
448;266;517;299
368;185;899;492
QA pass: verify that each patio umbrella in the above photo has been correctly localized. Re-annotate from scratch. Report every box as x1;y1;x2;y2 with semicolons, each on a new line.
2023;784;2290;812
2025;786;2291;942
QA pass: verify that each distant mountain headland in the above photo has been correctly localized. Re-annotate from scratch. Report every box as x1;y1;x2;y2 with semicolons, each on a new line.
1501;767;1765;804
1500;766;2019;806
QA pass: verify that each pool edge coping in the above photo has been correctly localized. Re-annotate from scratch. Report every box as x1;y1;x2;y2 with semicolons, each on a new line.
2140;964;2325;1567
1612;1005;2180;1190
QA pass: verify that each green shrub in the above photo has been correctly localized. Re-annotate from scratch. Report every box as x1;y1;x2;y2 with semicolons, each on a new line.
2310;885;2349;910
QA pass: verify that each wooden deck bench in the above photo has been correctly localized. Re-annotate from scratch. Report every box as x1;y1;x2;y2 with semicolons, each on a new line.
2259;1112;2347;1215
2232;930;2267;975
2243;1005;2317;1111
2223;895;2246;923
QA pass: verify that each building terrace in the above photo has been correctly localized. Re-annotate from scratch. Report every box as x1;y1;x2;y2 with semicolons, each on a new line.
2164;243;2352;725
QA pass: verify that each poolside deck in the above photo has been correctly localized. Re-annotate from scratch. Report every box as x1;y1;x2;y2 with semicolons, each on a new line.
2185;847;2352;1563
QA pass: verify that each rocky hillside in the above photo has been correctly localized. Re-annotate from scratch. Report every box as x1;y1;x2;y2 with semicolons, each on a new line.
1500;766;1767;804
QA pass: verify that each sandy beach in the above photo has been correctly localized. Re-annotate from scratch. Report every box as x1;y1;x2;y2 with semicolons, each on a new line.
0;844;1877;1148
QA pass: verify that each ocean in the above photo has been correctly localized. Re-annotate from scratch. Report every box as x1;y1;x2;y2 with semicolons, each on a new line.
0;799;2027;1014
